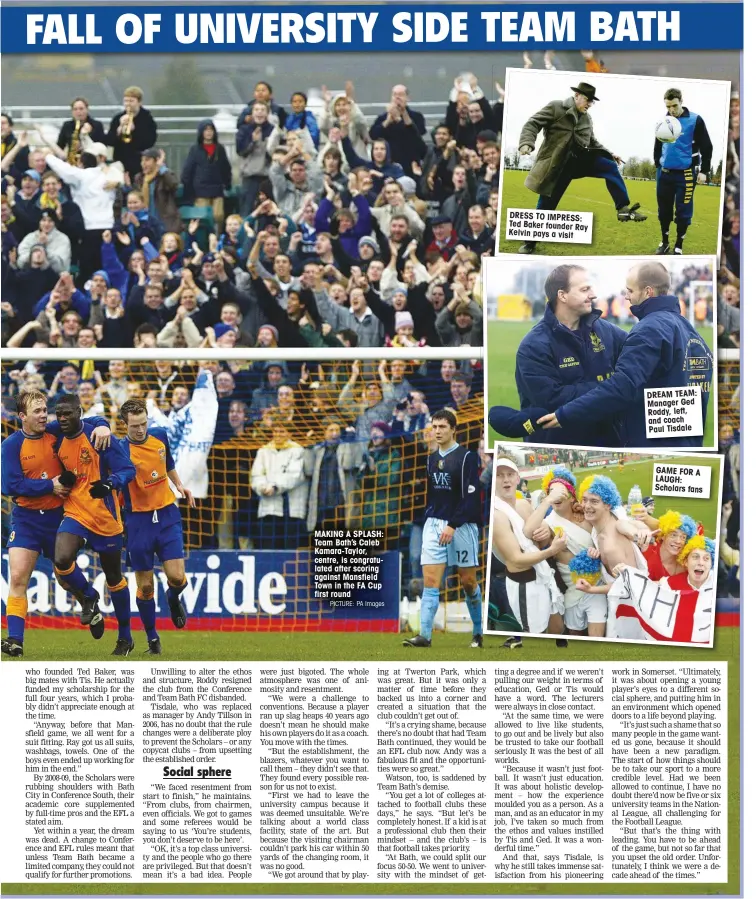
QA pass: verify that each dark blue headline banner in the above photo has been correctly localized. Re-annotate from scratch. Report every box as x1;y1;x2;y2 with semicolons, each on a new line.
0;4;743;53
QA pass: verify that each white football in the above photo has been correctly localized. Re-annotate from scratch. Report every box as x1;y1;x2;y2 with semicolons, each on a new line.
655;115;682;143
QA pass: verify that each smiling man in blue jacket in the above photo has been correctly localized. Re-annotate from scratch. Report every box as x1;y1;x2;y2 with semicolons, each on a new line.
539;261;713;447
513;264;627;446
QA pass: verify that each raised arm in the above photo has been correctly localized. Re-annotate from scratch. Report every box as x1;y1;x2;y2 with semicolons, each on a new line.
45;154;84;187
493;508;566;573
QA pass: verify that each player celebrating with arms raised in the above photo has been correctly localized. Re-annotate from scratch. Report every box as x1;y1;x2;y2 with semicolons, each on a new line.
654;88;714;256
403;409;484;649
2;390;111;657
120;399;195;655
53;396;136;656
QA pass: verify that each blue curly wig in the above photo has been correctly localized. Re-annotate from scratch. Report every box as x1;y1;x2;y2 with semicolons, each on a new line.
542;465;576;493
568;549;603;578
582;475;622;509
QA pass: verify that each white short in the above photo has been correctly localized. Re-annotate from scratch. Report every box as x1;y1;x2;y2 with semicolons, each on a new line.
421;518;479;568
564;591;608;631
505;579;564;635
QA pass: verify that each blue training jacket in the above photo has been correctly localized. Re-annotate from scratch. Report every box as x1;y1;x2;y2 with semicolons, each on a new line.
555;294;713;447
515;305;627;446
654;107;713;174
661;110;699;170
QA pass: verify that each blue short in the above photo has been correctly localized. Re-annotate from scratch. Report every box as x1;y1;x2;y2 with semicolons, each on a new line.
58;517;123;555
125;504;185;571
420;518;479;569
7;506;64;559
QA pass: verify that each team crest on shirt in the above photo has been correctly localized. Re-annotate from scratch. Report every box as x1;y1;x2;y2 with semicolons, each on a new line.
158;447;166;461
590;332;606;353
438;460;444;470
79;448;92;465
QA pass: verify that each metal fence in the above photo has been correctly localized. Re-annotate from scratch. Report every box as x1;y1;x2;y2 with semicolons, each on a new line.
4;101;450;174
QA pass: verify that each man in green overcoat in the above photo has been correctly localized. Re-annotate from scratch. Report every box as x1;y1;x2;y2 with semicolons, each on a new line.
516;81;647;253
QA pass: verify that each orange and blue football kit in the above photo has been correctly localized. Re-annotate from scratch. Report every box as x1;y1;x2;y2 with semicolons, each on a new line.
1;417;109;648
2;429;64;558
123;426;187;642
52;425;136;643
123;427;184;570
55;428;136;553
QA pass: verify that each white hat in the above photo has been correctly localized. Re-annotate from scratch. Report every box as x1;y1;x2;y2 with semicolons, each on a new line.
87;142;111;160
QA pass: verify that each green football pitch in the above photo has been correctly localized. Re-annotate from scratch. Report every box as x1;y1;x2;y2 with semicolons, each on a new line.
2;615;731;663
5;631;740;896
498;170;721;257
485;320;716;449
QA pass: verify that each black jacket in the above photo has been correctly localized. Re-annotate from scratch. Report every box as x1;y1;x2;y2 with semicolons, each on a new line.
364;284;441;345
440;169;479;235
458;226;495;256
1;132;29;182
33;196;85;243
125;300;167;344
10;192;42;240
443;98;496;149
98;315;132;349
181;120;233;203
105;107;158;178
5;265;58;328
369;108;427;176
57;117;107;156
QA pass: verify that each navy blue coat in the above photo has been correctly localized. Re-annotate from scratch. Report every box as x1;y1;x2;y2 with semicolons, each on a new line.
515;305;627;446
181;120;232;203
555;294;713;447
368;108;427;176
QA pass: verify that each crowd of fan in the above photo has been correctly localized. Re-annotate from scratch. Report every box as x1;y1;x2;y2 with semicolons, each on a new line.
1;74;506;351
671;261;715;325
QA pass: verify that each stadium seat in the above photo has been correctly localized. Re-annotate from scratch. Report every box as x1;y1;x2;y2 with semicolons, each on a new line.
179;205;216;229
178;205;216;246
224;186;240;215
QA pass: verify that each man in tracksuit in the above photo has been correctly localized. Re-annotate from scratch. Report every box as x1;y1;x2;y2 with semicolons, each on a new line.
654;88;714;255
538;261;713;447
513;264;627;446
